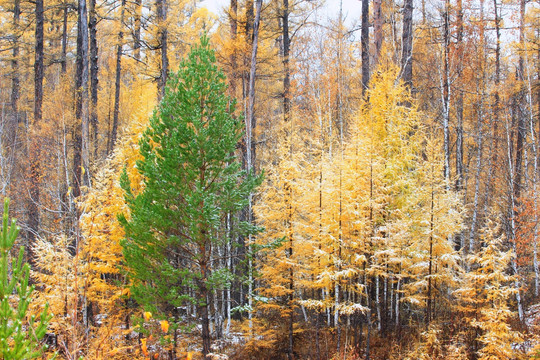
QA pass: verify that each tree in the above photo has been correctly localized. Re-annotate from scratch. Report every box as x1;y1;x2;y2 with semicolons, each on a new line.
0;198;51;359
119;36;262;358
455;220;522;360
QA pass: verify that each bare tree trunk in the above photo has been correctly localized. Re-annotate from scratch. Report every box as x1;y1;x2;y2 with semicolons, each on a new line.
245;0;262;334
243;0;254;107
455;0;464;191
11;0;20;124
442;0;451;185
89;0;99;157
282;0;291;122
427;176;434;325
229;0;238;96
361;0;370;94
134;0;142;61
61;1;69;73
199;275;211;358
109;0;126;155
469;102;484;254
80;0;90;189
156;0;168;100
484;0;501;217
373;0;382;66
34;0;44;126
287;182;295;360
73;0;91;205
505;113;525;322
514;0;526;203
401;0;413;91
29;0;45;263
245;0;254;40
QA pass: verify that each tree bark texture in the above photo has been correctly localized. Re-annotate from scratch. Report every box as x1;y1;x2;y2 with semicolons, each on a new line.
156;0;168;100
401;0;413;91
89;0;99;157
361;0;370;94
282;0;291;122
110;0;126;155
28;0;45;263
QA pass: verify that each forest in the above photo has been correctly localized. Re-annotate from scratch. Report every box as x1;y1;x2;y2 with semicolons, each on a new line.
0;0;539;358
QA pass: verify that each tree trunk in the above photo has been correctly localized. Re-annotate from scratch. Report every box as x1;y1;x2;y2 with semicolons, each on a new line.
361;0;370;94
229;0;238;96
29;0;45;264
134;0;142;61
73;0;91;204
11;0;20;124
287;182;294;360
245;0;261;334
513;0;526;210
199;281;211;358
484;0;501;220
282;0;291;122
282;2;293;353
245;0;254;41
61;2;69;73
401;0;413;91
373;0;382;67
156;0;168;100
109;0;125;155
505;109;525;322
8;0;21;193
89;0;99;157
455;0;464;191
442;0;451;185
427;178;434;325
34;0;44;125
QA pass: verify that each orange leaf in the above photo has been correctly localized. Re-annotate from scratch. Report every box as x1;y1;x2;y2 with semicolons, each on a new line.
141;338;148;356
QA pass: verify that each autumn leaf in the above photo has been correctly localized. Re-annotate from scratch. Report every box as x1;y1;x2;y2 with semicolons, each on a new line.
143;311;152;321
160;320;169;333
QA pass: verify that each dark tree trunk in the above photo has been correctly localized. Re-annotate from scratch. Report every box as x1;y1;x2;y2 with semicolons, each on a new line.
245;0;254;41
484;0;501;212
282;0;291;122
229;0;238;95
11;0;20;123
246;0;261;173
401;0;413;91
243;0;254;105
61;2;69;73
34;0;44;125
156;0;168;100
29;0;45;264
134;0;142;60
514;0;526;203
199;258;211;359
73;0;90;202
373;0;382;66
514;105;525;202
361;0;370;94
89;0;99;157
109;0;125;155
455;0;464;191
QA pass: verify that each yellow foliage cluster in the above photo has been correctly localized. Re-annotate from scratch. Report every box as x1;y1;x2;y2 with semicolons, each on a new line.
254;64;463;341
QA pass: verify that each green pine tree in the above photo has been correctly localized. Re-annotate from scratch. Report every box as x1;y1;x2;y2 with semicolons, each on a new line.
0;198;51;359
119;36;262;358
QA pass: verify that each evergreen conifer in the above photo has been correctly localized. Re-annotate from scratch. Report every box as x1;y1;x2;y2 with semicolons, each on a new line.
119;36;261;357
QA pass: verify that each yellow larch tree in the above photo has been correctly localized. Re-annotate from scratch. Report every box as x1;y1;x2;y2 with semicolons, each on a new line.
455;220;523;360
31;101;152;359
